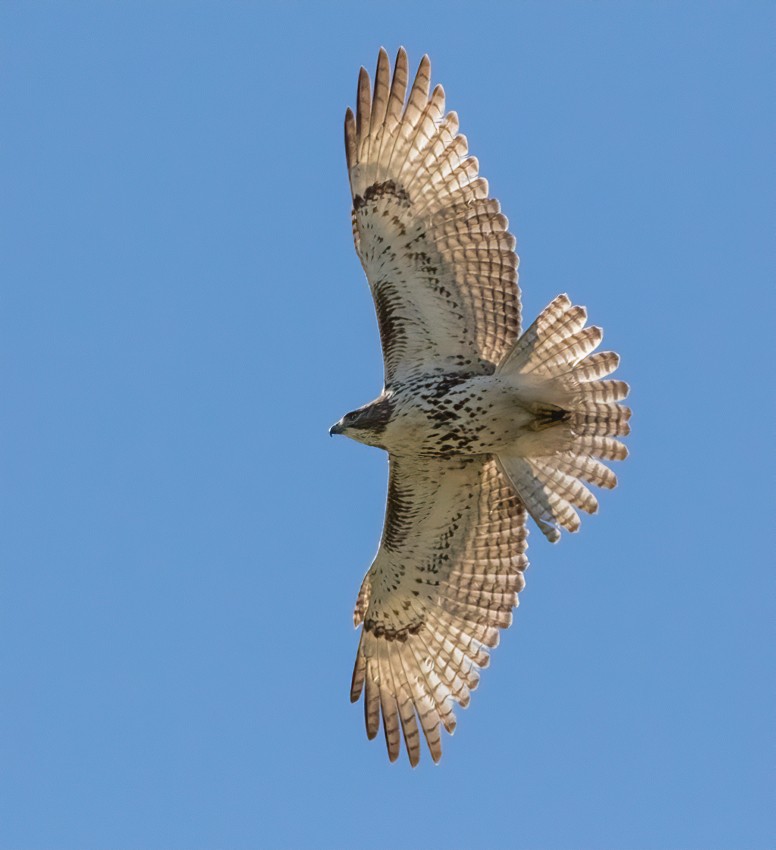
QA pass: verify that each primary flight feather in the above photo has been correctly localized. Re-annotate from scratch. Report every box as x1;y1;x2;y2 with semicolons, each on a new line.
332;48;630;766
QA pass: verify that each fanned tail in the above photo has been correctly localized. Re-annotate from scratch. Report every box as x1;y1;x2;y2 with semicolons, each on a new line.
497;294;630;542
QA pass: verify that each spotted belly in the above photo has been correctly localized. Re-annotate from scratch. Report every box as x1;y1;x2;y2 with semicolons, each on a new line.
382;374;535;458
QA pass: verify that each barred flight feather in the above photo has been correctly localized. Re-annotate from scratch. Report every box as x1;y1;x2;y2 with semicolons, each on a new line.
346;47;520;381
350;456;528;764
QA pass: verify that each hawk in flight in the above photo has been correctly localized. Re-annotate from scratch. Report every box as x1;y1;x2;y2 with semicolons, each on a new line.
331;48;630;766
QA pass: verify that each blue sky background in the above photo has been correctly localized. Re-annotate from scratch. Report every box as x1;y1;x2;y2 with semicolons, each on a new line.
1;3;774;849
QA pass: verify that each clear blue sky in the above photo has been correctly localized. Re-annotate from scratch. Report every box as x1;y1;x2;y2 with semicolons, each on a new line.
1;3;773;849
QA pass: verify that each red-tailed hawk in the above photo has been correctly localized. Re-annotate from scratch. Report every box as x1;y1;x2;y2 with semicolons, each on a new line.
331;48;630;766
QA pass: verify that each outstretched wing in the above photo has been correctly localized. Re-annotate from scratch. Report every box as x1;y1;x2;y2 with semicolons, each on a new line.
345;48;521;385
351;455;528;765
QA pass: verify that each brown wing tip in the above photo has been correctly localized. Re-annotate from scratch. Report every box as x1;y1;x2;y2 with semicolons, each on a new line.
344;109;357;175
350;649;365;702
356;66;371;129
384;724;401;763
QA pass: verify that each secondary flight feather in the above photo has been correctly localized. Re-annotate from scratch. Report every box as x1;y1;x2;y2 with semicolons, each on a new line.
331;48;630;766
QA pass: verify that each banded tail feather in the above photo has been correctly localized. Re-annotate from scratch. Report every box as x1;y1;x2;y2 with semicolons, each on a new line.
497;295;630;541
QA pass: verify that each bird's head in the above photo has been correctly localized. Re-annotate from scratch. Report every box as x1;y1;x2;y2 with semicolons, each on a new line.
329;396;393;447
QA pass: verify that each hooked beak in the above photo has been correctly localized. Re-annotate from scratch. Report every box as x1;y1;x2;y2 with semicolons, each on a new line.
329;418;345;437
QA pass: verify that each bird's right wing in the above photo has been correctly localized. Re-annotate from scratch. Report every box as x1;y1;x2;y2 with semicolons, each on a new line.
351;454;528;766
345;49;521;384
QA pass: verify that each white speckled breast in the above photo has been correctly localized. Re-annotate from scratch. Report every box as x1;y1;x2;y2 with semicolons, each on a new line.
382;374;535;457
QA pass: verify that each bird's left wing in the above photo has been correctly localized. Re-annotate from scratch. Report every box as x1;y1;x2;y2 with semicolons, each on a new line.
345;49;521;384
351;454;528;765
